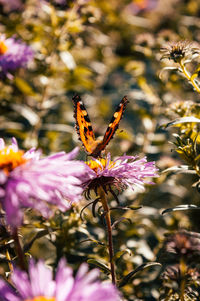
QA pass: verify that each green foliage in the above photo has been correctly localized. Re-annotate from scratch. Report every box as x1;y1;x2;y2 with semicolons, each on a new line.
2;0;200;300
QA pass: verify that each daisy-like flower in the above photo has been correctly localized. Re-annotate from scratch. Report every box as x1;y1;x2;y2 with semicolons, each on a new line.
0;138;91;228
83;153;158;199
0;259;121;301
160;40;200;63
0;35;33;76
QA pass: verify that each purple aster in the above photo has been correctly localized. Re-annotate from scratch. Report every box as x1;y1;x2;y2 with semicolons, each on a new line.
0;259;121;301
126;0;157;14
83;153;158;198
0;35;33;76
0;138;92;228
0;0;22;12
53;0;66;4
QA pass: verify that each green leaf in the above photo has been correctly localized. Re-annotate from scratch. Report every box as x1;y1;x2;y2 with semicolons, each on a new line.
162;116;200;129
159;66;179;79
118;262;162;288
80;238;105;246
23;230;49;253
112;217;131;229
87;259;110;274
162;165;196;175
11;104;40;126
15;77;36;96
113;249;132;262
162;204;200;215
110;206;142;212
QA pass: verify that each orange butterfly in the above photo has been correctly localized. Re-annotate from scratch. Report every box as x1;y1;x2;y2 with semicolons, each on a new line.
72;95;128;158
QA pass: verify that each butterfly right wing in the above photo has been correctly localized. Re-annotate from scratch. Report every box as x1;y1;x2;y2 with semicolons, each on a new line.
100;95;129;151
72;95;96;155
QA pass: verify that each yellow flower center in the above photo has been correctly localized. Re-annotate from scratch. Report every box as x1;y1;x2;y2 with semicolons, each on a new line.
26;297;56;301
0;147;27;174
134;0;148;9
86;158;115;173
0;40;8;55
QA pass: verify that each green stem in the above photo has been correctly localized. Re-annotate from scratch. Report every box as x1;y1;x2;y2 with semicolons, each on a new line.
5;246;13;273
180;61;200;93
180;258;186;301
98;186;116;285
13;228;26;271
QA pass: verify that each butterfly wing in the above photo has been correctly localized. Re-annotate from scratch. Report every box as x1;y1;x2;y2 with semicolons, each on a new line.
72;95;96;155
98;95;129;153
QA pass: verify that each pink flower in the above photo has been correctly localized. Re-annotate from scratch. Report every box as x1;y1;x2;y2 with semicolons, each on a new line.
0;259;121;301
0;35;33;76
83;153;158;198
0;138;91;228
0;0;22;12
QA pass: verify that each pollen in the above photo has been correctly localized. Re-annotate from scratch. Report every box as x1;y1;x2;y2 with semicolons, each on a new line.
0;147;27;174
86;158;115;173
26;297;56;301
0;40;8;55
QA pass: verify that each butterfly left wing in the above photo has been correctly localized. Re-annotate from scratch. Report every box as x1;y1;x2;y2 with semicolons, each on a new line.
95;95;129;154
72;95;97;155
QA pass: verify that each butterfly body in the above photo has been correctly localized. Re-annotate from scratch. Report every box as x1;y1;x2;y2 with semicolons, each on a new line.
73;95;128;158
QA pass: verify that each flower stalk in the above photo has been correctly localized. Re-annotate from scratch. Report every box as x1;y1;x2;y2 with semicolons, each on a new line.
179;258;186;301
5;247;13;273
12;228;26;271
179;60;200;94
98;186;116;285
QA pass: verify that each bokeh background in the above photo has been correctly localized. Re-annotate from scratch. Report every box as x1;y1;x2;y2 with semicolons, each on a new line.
1;0;200;300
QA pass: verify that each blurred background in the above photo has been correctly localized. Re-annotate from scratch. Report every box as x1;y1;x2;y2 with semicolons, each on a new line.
1;0;200;300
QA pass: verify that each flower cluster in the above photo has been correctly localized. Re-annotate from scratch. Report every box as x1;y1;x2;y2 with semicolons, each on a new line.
0;138;91;228
0;259;121;301
0;35;33;75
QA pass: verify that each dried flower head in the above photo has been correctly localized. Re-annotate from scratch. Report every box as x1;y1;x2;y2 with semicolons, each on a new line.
161;230;200;264
157;29;179;44
160;40;200;62
160;264;200;301
83;153;158;199
0;259;121;301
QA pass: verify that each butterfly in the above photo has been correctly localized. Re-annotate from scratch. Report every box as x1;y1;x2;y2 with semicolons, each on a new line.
72;94;128;158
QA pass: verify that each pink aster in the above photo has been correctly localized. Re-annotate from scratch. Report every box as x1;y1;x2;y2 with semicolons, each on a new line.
0;138;91;228
0;35;33;76
83;153;158;198
0;0;22;12
126;0;157;14
0;259;121;301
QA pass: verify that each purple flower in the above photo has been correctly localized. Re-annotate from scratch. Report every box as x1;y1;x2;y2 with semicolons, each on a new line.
53;0;66;4
0;259;121;301
0;0;22;12
0;138;91;228
0;35;33;75
83;153;158;198
126;0;157;14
